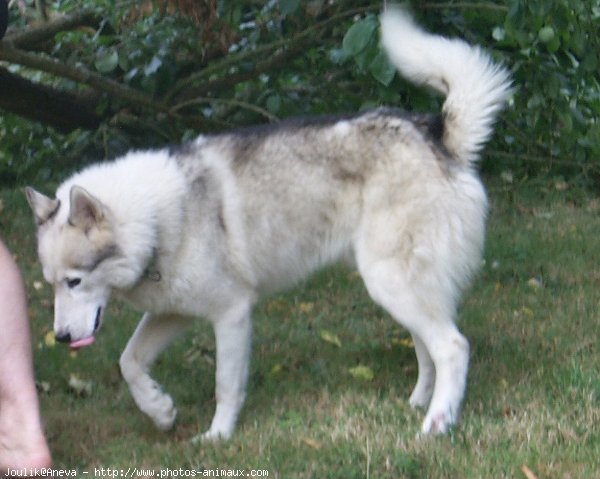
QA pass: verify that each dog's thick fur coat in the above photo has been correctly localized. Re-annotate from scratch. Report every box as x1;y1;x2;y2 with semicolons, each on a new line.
27;10;511;439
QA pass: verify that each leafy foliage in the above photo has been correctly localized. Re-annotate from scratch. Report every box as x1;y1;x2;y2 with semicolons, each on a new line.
0;0;599;186
496;0;600;179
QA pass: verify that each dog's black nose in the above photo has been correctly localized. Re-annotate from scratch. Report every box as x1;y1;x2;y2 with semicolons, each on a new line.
55;332;72;344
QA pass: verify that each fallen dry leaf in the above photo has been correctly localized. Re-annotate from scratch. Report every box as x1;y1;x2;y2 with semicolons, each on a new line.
520;464;538;479
348;365;374;381
68;373;93;397
319;330;342;347
298;302;314;314
44;330;56;348
500;170;514;184
554;180;568;191
301;438;322;450
527;277;543;289
36;381;51;394
392;337;414;348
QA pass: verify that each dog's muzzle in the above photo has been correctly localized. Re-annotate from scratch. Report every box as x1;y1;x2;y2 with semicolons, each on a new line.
55;332;72;344
56;307;103;350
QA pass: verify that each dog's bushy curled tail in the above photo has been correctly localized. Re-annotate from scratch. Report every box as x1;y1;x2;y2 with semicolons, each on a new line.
380;8;512;165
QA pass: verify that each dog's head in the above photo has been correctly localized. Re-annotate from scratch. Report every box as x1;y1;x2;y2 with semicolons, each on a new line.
26;185;119;349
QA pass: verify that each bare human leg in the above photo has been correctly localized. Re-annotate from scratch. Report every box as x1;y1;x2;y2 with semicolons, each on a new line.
0;239;52;473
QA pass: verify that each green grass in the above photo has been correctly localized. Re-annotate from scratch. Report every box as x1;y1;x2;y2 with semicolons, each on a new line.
1;178;598;478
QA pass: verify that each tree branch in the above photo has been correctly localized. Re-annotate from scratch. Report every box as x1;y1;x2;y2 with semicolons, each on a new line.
169;96;279;122
167;5;379;103
0;42;168;114
174;39;316;102
3;9;101;49
419;3;508;12
0;65;101;132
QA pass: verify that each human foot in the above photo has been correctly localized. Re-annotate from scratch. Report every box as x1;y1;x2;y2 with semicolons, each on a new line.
0;405;52;474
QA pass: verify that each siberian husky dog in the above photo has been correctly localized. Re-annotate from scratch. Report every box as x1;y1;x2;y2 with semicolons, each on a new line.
26;9;511;439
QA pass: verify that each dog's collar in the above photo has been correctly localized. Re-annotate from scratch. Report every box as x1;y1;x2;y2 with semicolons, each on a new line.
142;249;162;283
145;268;162;282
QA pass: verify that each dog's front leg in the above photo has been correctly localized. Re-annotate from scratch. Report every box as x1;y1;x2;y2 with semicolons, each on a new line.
197;301;252;442
120;313;191;430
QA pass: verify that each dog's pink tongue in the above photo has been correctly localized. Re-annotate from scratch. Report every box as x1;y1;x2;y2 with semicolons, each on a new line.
70;336;95;350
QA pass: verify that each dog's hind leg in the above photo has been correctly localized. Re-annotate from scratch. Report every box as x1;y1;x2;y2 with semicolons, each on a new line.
355;248;470;435
409;334;435;409
119;313;191;430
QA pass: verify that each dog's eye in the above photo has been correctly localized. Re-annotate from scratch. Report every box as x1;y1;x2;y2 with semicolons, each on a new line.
66;278;81;288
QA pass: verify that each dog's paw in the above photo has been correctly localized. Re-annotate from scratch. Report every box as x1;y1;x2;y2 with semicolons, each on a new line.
190;428;232;445
144;387;177;431
420;408;456;435
149;395;177;431
130;378;177;431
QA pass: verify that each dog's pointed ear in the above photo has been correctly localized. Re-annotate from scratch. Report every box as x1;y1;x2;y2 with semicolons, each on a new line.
25;187;61;225
68;186;105;232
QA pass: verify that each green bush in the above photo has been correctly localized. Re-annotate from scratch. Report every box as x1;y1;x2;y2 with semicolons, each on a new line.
1;1;598;185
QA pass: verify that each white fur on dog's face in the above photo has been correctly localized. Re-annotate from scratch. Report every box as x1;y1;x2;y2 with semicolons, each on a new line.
52;279;108;344
38;226;112;343
27;186;117;344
